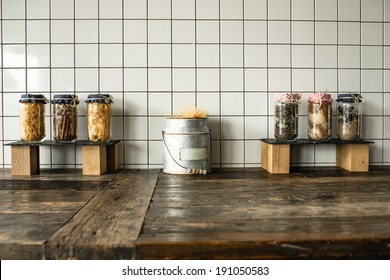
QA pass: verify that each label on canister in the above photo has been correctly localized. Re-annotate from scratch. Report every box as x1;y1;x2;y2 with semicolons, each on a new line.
179;148;209;161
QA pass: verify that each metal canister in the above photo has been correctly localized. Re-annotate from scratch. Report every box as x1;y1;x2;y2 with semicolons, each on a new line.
162;118;211;175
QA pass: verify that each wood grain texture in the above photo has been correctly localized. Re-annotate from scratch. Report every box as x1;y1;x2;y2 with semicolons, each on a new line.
82;146;107;175
45;169;159;260
11;146;40;175
137;168;390;259
337;144;369;172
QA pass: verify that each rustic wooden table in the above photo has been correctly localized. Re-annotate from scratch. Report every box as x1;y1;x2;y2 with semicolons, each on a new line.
0;167;389;259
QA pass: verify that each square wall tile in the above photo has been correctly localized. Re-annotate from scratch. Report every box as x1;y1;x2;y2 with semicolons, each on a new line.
314;145;336;164
173;69;195;92
245;69;267;92
51;0;73;19
268;21;290;44
315;22;337;44
269;69;291;92
27;20;49;43
100;0;122;19
361;0;382;22
196;0;219;19
207;117;221;140
338;46;360;68
3;0;25;19
124;117;148;140
125;141;148;165
221;140;244;164
244;45;267;67
197;92;220;116
245;140;261;164
172;20;195;43
100;20;122;43
361;23;383;45
124;92;148;115
244;21;266;43
338;22;360;45
385;117;390;138
315;69;337;92
197;21;219;43
386;48;390;69
361;46;382;69
268;45;290;67
148;44;171;67
124;69;147;91
3;45;25;68
27;45;50;67
197;69;220;92
364;93;383;116
338;0;360;21
39;146;51;165
3;93;20;116
291;145;314;164
210;140;221;164
221;45;243;67
173;92;195;113
369;141;383;163
52;146;76;165
385;23;390;45
385;93;390;115
363;116;383;139
75;0;98;19
292;0;314;20
124;20;147;43
148;69;171;92
315;46;337;68
315;0;337;20
124;44;147;67
245;92;268;116
100;69;123;92
221;0;243;19
148;20;171;43
149;117;167;139
292;45;314;68
3;117;20;140
244;0;266;20
75;20;98;43
338;69;360;92
172;0;195;19
268;0;290;20
51;20;74;43
197;45;219;67
148;0;171;19
75;69;98;92
3;20;25;43
51;44;74;67
221;69;243;92
384;141;390;162
149;93;171;116
173;45;195;67
292;21;314;44
245;116;268;139
27;69;50;92
124;0;147;19
75;44;98;67
292;69;314;92
361;70;383;92
3;69;26;92
221;93;244;115
149;141;163;165
221;21;243;43
110;93;124;116
51;69;74;92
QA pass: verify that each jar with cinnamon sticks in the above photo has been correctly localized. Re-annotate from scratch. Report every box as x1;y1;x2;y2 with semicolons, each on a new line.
52;94;79;142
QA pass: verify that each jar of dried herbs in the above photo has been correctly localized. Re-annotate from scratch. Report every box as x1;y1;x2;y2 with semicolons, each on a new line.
85;94;113;142
274;93;301;141
52;94;79;142
336;93;363;141
308;93;333;141
19;94;48;142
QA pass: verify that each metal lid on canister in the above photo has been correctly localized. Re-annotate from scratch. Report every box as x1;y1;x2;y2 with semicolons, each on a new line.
19;94;49;104
51;94;80;105
85;94;113;104
336;93;363;103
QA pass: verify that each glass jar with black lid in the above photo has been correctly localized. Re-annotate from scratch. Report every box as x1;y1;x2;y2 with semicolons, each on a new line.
52;94;79;142
85;94;113;142
336;93;363;141
19;94;48;142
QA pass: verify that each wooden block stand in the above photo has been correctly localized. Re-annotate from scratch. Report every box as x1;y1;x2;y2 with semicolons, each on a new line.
261;138;373;174
6;140;120;176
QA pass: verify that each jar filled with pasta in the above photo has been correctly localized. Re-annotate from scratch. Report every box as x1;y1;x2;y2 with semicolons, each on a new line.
85;94;113;142
336;93;363;141
19;94;48;142
308;93;333;141
52;94;79;142
274;93;301;141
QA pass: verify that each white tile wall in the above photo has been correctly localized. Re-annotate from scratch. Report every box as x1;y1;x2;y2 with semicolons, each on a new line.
0;0;389;169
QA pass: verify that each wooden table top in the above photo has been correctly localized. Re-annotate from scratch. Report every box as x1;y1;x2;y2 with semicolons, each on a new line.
0;167;389;259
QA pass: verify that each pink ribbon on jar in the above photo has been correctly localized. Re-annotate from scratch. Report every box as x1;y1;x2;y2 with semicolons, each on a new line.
275;92;302;104
308;92;333;106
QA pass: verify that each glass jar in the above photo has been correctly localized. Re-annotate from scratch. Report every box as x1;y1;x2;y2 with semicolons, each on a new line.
307;93;333;141
19;94;48;142
85;94;113;142
336;93;362;141
274;93;301;141
52;94;79;142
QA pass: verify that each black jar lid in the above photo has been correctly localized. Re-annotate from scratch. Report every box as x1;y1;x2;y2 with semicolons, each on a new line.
85;94;113;104
336;93;363;103
51;94;80;105
19;94;48;104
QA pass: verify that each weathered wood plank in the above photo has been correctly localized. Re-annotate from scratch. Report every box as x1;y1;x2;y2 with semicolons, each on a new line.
45;169;160;260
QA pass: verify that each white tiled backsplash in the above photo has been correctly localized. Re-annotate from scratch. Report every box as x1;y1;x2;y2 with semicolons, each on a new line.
1;0;390;169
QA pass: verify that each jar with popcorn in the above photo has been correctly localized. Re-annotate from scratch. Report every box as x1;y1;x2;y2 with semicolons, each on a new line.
274;93;301;141
19;94;48;142
85;94;113;142
307;93;333;141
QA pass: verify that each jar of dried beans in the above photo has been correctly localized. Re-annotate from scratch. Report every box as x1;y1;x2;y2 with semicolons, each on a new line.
307;93;333;141
52;94;79;142
85;94;113;142
274;93;301;141
19;94;48;142
336;93;363;141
